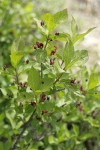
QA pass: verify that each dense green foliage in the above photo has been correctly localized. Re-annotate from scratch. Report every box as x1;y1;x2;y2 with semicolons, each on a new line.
0;6;100;150
0;0;36;67
0;0;65;67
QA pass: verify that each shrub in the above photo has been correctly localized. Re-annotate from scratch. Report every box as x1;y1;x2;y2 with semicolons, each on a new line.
0;9;100;150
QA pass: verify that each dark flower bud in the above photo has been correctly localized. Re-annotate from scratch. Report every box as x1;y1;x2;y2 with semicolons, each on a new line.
26;60;29;64
55;32;59;35
41;81;44;84
40;93;46;102
31;101;36;107
36;115;41;120
85;79;88;82
80;86;83;91
34;45;37;49
42;110;48;115
40;21;44;26
50;58;55;65
39;43;44;49
50;50;56;55
23;82;27;88
35;42;43;49
18;82;23;87
70;79;75;85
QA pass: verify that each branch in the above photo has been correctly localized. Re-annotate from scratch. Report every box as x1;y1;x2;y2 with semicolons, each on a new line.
61;60;64;66
15;69;19;91
11;109;36;150
40;35;49;79
43;35;49;51
40;63;43;79
53;67;65;85
55;88;65;93
53;73;63;85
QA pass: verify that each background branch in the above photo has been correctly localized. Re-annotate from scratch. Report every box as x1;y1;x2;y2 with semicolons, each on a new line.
11;109;36;150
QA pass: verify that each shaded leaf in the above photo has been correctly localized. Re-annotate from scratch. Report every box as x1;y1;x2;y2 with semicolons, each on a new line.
67;50;88;68
63;40;74;67
40;75;54;92
28;67;41;91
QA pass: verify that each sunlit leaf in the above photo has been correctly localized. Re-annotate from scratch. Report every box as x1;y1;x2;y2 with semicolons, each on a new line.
72;27;96;43
88;73;99;89
43;13;55;32
54;9;68;25
10;51;24;68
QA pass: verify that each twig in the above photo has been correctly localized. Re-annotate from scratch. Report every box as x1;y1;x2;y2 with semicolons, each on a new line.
11;109;36;150
43;35;49;51
40;63;43;79
55;88;65;93
40;35;49;79
53;67;65;85
61;60;64;66
53;73;63;85
15;69;19;91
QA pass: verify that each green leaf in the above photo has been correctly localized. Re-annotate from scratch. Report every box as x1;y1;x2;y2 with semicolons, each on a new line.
48;136;58;144
6;111;16;129
88;73;99;90
11;38;25;52
73;125;79;136
0;142;3;150
34;49;46;63
11;41;17;52
10;51;24;68
43;13;55;32
34;18;48;35
72;27;96;43
38;101;55;112
51;32;70;42
81;66;89;90
71;17;78;35
40;75;54;92
84;117;100;127
43;9;68;32
17;38;25;51
28;67;41;91
79;132;92;141
69;50;88;67
63;40;74;67
10;39;24;68
54;9;68;25
54;60;65;74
